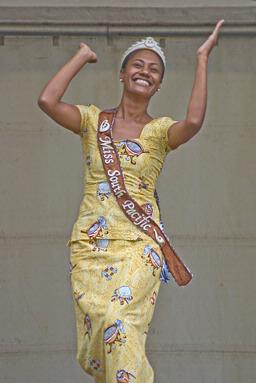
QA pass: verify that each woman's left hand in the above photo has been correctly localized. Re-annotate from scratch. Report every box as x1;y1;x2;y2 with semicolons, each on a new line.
197;19;225;58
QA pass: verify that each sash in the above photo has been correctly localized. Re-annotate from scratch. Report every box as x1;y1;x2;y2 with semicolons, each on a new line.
97;108;193;287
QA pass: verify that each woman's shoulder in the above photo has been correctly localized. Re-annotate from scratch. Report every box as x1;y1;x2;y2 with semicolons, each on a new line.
149;115;177;135
147;115;178;155
75;103;101;115
75;103;101;124
77;104;119;119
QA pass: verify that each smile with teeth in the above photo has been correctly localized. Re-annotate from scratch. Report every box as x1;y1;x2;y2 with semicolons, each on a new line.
134;78;151;87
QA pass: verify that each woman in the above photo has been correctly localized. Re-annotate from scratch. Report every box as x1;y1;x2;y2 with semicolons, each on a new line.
38;20;224;383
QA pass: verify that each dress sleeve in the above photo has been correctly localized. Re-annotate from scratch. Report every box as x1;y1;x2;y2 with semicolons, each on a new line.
74;104;91;137
161;116;179;154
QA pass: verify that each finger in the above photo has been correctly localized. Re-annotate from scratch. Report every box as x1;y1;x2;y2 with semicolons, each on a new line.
213;19;225;36
211;19;225;45
211;20;224;40
216;19;225;27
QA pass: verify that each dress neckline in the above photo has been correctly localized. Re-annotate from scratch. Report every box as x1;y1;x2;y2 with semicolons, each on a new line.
111;117;160;142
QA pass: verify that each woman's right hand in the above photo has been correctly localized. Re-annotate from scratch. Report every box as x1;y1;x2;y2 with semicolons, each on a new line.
38;42;98;136
78;43;98;63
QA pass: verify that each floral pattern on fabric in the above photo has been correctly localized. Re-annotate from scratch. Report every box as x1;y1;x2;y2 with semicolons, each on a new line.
67;103;178;244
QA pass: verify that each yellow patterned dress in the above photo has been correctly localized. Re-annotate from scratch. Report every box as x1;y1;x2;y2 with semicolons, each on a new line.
66;104;178;383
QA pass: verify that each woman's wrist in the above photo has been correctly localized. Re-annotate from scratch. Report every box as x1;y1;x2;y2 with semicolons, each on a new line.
196;52;208;64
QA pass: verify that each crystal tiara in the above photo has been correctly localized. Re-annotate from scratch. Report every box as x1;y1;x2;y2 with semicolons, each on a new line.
120;36;166;69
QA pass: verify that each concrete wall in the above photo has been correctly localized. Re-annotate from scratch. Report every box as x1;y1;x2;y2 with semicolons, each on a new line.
0;3;255;383
0;0;255;6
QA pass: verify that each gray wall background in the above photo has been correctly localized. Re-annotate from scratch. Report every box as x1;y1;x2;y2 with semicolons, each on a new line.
0;2;255;383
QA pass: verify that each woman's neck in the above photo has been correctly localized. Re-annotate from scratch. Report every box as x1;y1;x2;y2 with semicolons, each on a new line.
116;93;152;123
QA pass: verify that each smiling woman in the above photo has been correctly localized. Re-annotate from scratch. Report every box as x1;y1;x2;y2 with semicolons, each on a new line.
119;45;164;102
121;53;165;84
37;22;224;383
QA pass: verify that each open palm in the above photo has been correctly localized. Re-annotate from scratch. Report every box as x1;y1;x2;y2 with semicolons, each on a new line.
197;19;225;57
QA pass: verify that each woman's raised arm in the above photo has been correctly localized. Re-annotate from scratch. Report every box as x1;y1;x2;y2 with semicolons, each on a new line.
167;19;225;150
37;43;97;135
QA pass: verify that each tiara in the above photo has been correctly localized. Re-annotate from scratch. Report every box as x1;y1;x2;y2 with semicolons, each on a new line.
120;36;166;69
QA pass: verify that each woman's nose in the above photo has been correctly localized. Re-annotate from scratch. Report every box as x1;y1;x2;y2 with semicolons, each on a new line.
139;68;150;76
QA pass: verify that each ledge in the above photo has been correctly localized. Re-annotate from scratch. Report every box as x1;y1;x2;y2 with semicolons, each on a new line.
0;6;256;36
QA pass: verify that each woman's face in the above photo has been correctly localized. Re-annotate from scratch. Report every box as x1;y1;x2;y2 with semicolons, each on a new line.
120;49;163;98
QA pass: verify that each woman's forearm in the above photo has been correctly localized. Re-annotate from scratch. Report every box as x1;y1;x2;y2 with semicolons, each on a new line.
186;53;208;128
38;49;91;105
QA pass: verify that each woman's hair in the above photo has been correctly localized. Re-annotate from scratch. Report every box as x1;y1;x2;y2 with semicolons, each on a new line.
120;50;165;83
